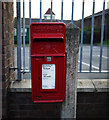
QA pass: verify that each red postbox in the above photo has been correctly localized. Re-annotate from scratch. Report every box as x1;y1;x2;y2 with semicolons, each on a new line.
30;23;66;103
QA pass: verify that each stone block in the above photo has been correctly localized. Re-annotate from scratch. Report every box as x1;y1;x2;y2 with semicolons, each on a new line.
61;23;80;118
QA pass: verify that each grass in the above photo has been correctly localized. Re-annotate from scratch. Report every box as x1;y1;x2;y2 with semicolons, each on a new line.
95;40;109;46
103;40;109;46
14;44;30;47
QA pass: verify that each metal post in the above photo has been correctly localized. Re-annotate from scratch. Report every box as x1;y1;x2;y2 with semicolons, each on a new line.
80;0;84;72
72;0;74;24
99;0;105;72
29;0;31;72
51;0;52;22
40;0;42;22
89;0;95;72
61;0;63;22
17;1;21;80
23;0;25;72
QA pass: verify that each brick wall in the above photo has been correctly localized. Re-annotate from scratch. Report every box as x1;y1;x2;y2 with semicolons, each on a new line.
0;1;2;120
77;92;109;119
8;92;62;119
2;2;14;119
7;92;109;119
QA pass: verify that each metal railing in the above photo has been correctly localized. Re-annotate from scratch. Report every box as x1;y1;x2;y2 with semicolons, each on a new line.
16;0;107;80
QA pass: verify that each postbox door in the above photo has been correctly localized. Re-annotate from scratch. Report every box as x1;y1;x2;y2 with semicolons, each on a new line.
31;56;65;102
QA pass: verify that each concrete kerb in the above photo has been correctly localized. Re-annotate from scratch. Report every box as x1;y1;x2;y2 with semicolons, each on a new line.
9;79;109;92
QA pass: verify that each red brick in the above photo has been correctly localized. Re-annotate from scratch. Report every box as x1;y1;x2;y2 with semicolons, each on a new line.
2;2;15;98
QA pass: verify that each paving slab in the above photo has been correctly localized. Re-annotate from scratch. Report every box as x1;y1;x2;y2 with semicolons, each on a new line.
92;79;109;92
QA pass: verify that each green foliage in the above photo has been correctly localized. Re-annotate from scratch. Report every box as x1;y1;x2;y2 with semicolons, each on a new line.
103;40;109;46
80;27;101;44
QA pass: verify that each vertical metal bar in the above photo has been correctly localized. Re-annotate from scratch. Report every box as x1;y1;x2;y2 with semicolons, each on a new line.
40;0;42;22
99;0;105;72
51;0;52;22
29;0;31;72
72;0;74;24
17;1;21;80
89;0;95;72
80;0;84;72
61;0;63;22
23;0;25;72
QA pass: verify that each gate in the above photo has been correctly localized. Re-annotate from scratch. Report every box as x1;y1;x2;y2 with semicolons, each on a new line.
15;0;108;80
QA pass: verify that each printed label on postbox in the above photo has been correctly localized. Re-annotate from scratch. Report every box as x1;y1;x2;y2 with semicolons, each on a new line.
42;64;55;89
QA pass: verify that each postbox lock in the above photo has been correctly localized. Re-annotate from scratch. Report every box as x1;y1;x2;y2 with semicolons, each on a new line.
47;57;52;62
